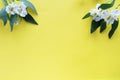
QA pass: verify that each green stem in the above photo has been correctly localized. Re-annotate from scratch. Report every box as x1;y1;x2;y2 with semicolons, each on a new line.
2;0;8;6
105;0;114;3
116;4;120;9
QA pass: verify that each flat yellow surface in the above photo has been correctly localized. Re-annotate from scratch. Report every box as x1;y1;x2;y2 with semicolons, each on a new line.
0;0;120;80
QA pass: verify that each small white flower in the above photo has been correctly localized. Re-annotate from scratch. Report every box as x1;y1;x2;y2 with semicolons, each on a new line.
15;2;27;17
6;2;17;15
90;4;102;22
101;9;120;24
6;2;27;17
110;9;120;20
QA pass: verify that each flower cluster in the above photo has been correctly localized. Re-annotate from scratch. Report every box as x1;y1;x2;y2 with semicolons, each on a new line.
0;0;38;31
6;2;27;17
90;4;120;24
83;0;119;38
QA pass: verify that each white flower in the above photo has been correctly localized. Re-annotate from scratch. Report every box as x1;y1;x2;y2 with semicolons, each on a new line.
101;9;120;24
6;2;27;17
90;4;102;22
5;2;17;15
15;2;27;17
110;9;120;20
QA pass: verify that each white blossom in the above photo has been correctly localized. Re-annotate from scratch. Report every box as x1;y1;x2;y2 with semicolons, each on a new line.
15;2;27;17
6;2;27;17
90;4;102;22
5;2;17;15
89;4;120;24
101;9;120;24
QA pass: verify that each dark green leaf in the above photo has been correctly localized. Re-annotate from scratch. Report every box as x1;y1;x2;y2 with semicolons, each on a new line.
0;8;8;26
20;0;38;14
99;0;116;9
23;14;38;25
9;15;18;31
109;20;119;39
100;21;106;33
82;12;90;19
91;20;101;33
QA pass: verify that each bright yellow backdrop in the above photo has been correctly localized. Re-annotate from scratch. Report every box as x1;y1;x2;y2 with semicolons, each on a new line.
0;0;120;80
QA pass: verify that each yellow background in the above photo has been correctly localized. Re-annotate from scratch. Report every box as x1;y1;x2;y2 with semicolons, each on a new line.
0;0;120;80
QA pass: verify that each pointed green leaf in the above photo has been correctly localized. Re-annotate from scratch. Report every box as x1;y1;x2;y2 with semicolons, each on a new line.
100;21;106;33
9;15;18;31
0;8;8;26
23;14;38;25
91;20;101;33
109;20;119;39
20;0;38;14
99;0;116;9
82;12;90;19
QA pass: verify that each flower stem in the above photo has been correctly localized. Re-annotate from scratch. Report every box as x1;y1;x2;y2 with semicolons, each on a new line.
105;0;113;3
2;0;8;6
116;4;120;9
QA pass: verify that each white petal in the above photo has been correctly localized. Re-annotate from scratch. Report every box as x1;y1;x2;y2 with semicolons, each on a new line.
94;17;101;22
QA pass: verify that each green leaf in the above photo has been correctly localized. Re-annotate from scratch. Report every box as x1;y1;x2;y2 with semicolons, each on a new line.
99;0;116;9
91;20;101;33
100;21;106;33
82;12;90;19
9;15;18;31
108;20;119;39
20;0;38;14
0;8;8;26
23;14;38;25
2;0;8;6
